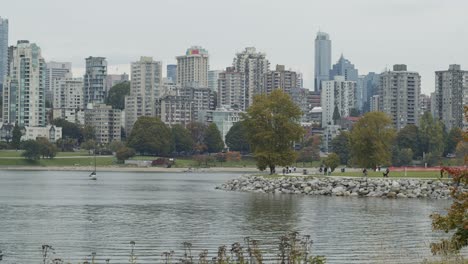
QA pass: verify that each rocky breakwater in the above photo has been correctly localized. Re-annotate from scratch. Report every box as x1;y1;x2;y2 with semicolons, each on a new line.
217;176;466;199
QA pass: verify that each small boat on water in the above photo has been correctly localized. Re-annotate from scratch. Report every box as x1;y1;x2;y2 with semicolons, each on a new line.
89;143;97;180
89;170;97;180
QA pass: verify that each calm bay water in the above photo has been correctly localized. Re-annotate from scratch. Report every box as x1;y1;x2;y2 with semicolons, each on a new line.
0;170;460;263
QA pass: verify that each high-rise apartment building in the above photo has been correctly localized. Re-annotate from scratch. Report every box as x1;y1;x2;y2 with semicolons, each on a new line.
84;104;121;143
125;56;162;134
218;67;246;110
176;46;209;87
0;17;8;92
434;64;468;130
2;41;46;127
233;47;269;107
52;78;83;109
321;76;357;128
208;70;221;92
45;62;72;92
314;31;331;92
263;65;298;95
379;64;421;131
83;57;107;107
166;64;177;84
155;86;215;126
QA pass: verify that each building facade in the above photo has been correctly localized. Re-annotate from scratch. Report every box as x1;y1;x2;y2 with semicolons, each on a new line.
233;47;269;107
176;46;209;87
0;17;8;92
314;31;331;92
361;72;380;113
321;76;357;128
2;41;46;127
52;108;85;125
379;64;421;130
218;67;247;111
208;70;221;92
22;125;62;142
155;86;215;126
198;106;242;145
124;56;162;134
434;64;468;130
85;104;121;143
52;78;83;109
45;62;72;94
263;65;298;95
166;64;177;84
83;57;107;107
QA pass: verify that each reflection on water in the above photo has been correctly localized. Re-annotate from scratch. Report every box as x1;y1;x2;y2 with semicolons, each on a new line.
0;170;459;263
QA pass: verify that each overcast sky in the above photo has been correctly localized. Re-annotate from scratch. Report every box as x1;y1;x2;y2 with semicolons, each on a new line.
3;0;468;94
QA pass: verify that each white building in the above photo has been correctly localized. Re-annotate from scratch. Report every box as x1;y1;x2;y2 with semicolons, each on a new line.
218;67;247;111
370;95;380;112
52;78;83;109
85;104;121;143
176;46;209;87
45;61;72;96
124;56;162;134
379;64;421;131
233;47;270;107
2;40;46;127
198;106;243;145
22;125;62;142
321;76;357;128
52;108;85;125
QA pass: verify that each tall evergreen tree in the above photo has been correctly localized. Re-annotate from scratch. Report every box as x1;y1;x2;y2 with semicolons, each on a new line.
204;123;224;153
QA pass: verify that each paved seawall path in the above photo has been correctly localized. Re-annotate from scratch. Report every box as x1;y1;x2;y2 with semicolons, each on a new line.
217;175;467;199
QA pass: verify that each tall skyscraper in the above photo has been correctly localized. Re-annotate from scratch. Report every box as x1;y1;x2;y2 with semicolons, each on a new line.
263;65;298;95
379;64;421;131
329;55;358;82
125;56;162;134
208;70;221;92
2;41;46;127
434;64;468;130
314;31;331;92
83;57;107;107
218;67;247;110
233;47;269;107
167;64;177;84
176;46;209;87
0;17;8;92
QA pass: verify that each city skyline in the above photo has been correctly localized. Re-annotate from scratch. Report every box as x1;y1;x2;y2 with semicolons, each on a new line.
2;0;468;94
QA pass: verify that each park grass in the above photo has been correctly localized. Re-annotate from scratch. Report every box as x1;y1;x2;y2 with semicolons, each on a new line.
0;156;115;167
0;150;90;158
325;170;444;179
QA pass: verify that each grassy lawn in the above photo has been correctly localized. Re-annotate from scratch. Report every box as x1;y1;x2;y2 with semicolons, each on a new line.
0;156;115;166
321;170;444;179
0;150;91;158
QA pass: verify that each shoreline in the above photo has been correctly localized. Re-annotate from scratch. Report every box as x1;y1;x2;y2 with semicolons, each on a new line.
0;165;261;173
218;175;464;199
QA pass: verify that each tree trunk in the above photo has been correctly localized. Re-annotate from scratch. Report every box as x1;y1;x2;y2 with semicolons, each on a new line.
269;165;275;175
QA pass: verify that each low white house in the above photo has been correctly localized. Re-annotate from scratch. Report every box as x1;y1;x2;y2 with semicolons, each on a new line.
22;125;62;142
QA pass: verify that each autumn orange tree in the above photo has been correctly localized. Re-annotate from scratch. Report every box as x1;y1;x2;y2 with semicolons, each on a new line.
430;106;468;255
